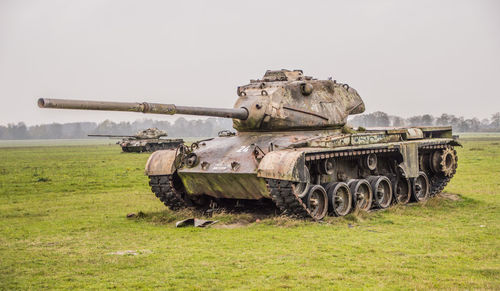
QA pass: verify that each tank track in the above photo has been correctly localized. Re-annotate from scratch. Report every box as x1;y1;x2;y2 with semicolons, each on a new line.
264;144;457;219
149;175;187;210
429;148;458;196
149;174;312;216
149;144;457;218
265;179;314;219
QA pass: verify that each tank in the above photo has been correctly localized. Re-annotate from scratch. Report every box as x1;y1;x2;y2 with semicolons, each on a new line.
38;69;460;220
88;128;184;152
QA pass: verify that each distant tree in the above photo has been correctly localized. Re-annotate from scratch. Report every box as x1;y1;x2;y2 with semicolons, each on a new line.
72;123;86;138
407;116;422;126
449;115;462;127
480;118;491;131
0;125;10;139
436;114;451;126
453;117;466;132
391;116;405;127
93;120;115;134
51;123;63;139
491;112;500;129
372;111;390;127
9;122;29;139
469;118;481;132
421;114;434;126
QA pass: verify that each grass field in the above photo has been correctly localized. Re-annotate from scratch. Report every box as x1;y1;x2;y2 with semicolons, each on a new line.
0;136;499;289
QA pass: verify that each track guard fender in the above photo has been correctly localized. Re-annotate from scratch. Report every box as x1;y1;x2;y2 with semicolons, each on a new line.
398;143;419;178
257;149;307;182
145;150;178;176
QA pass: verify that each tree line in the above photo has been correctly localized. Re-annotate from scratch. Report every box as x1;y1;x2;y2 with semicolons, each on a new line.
0;117;233;140
349;112;500;132
1;112;499;139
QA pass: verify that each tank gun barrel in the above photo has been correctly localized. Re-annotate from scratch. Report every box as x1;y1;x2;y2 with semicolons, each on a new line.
87;134;135;138
38;98;249;120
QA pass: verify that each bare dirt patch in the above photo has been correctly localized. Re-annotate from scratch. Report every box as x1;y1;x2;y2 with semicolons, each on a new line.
439;193;461;201
469;147;484;151
108;250;152;256
212;222;249;229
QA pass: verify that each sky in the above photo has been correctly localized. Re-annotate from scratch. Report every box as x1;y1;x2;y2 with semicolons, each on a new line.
0;0;499;126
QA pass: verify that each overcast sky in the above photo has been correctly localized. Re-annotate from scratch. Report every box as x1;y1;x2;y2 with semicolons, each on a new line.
0;0;499;126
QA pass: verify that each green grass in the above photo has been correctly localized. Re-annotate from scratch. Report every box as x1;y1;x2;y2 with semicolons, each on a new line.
0;137;499;290
0;139;119;148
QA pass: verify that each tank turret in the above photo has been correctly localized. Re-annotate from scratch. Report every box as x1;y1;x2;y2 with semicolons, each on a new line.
133;128;168;139
233;69;365;131
38;69;364;132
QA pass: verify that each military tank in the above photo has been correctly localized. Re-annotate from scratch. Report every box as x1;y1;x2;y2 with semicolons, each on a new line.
88;128;184;152
38;69;459;220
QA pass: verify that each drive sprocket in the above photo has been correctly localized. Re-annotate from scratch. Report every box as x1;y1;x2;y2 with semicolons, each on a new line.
430;146;457;177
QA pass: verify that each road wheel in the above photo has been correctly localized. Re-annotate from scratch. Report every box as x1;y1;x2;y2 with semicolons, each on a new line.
348;179;373;211
306;185;328;220
412;171;430;202
367;176;393;209
393;176;411;204
326;182;352;216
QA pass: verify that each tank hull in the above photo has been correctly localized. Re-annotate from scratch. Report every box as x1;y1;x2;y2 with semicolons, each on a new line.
147;126;459;219
120;139;184;152
175;130;329;199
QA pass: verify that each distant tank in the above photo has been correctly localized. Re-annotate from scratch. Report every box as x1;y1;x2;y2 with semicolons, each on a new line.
89;128;183;152
38;69;459;220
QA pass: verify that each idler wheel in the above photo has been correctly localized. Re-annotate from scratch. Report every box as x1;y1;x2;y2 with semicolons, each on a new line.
347;179;373;211
305;185;329;220
412;171;430;202
292;167;310;198
326;182;352;216
430;147;457;177
367;176;393;209
392;176;411;204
